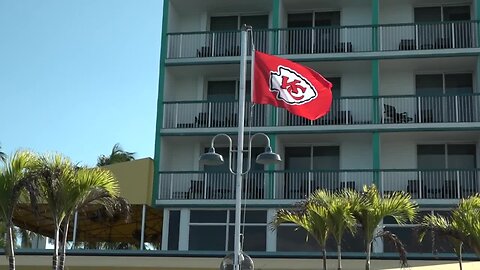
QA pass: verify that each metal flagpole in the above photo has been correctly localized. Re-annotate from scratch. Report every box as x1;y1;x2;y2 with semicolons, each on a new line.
234;25;248;270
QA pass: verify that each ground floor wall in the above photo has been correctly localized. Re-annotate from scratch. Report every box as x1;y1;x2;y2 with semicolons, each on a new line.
2;255;480;270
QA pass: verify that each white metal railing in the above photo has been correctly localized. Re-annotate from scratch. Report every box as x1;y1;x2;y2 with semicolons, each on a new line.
381;94;480;124
158;171;266;200
163;101;267;128
277;97;373;126
381;169;479;199
276;26;372;54
166;21;479;59
380;21;478;51
167;29;271;58
158;169;479;201
163;93;479;128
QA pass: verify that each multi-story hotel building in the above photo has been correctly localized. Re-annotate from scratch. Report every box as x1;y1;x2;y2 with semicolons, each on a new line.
155;0;480;261
4;0;480;269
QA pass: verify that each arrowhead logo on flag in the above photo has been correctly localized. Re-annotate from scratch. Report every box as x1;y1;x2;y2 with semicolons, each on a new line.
253;51;333;121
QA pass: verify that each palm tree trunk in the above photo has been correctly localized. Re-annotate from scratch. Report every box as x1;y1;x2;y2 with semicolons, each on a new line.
53;224;60;270
337;244;342;270
321;247;327;270
7;225;15;270
58;221;70;270
458;242;463;270
365;241;372;270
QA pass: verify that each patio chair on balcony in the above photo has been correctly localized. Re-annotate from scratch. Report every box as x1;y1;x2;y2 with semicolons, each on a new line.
399;39;415;50
188;180;206;199
441;180;458;199
195;112;209;127
407;180;426;199
383;104;413;123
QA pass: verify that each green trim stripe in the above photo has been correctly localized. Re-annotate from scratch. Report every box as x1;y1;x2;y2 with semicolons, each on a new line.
152;0;170;206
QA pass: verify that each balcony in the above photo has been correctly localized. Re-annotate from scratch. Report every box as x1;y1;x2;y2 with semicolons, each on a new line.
166;20;480;60
156;169;480;203
161;93;480;131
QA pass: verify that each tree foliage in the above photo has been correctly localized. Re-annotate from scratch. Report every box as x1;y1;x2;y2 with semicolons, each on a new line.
97;143;135;166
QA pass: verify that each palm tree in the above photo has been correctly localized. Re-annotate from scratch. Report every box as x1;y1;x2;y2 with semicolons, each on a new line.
272;198;330;270
0;144;7;163
97;143;135;166
347;185;417;270
315;190;356;270
0;151;39;270
32;153;130;270
419;195;480;270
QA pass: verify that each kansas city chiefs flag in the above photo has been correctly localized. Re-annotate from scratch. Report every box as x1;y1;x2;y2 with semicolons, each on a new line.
253;51;333;121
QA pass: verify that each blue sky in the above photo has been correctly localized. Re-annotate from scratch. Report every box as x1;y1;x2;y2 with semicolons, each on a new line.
0;0;162;166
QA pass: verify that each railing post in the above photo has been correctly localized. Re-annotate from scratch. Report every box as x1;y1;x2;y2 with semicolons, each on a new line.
417;96;422;123
455;95;459;122
174;103;179;128
208;102;212;127
211;33;216;56
169;174;173;199
415;25;419;50
456;170;461;199
179;34;183;58
451;23;456;49
345;99;350;124
418;170;423;199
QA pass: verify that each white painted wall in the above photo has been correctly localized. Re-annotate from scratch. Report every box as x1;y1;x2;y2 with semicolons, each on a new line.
340;134;372;170
380;69;414;96
380;0;413;24
342;3;371;25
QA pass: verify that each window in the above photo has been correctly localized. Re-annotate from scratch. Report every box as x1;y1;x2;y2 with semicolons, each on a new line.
206;80;265;127
416;73;473;122
287;12;341;53
284;146;340;198
188;210;267;251
417;144;477;199
414;6;471;48
167;210;180;250
202;147;265;199
209;15;269;56
383;209;474;254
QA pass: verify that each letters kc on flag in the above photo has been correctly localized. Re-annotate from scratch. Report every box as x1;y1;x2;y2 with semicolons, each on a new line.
253;51;333;121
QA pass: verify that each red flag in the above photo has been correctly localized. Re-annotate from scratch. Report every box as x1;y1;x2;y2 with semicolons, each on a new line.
253;51;333;121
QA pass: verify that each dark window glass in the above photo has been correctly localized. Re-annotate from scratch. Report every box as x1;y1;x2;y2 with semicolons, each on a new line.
210;16;238;31
207;81;236;101
417;145;446;169
168;210;180;250
445;74;473;94
414;7;442;22
384;227;433;253
325;230;363;252
313;146;340;170
443;6;470;21
229;210;267;223
189;225;226;250
416;74;443;96
287;13;312;28
314;11;340;26
240;15;268;29
190;210;227;223
447;144;476;169
285;147;311;170
277;226;320;251
228;225;266;251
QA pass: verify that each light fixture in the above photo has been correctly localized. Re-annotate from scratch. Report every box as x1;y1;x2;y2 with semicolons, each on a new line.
199;147;224;166
255;146;282;165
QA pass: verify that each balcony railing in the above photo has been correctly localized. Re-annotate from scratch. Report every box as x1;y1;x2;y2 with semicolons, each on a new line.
166;20;479;59
162;93;480;129
157;169;479;201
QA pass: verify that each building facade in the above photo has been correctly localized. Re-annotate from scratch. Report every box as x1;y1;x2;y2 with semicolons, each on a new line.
155;0;480;261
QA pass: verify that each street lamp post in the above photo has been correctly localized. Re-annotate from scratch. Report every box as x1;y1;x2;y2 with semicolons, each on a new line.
199;27;281;270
